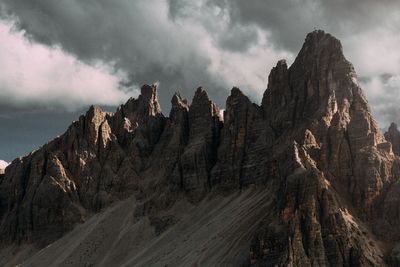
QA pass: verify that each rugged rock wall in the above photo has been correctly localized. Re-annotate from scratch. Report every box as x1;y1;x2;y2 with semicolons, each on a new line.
1;30;400;266
385;123;400;156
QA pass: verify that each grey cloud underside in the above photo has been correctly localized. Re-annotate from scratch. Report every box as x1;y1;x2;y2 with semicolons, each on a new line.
0;0;230;110
202;0;400;51
200;0;400;130
168;0;259;53
2;0;399;107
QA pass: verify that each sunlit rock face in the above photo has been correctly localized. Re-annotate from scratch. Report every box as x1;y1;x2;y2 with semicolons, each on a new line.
2;30;400;266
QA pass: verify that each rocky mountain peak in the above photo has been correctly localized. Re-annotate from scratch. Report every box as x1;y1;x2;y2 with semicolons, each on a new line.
140;83;157;99
2;31;400;266
293;30;349;81
272;59;288;75
229;86;246;99
261;59;289;110
86;104;103;116
85;105;107;126
192;86;209;104
171;92;188;110
262;29;385;149
169;92;189;124
190;86;220;119
389;122;398;130
117;84;162;123
385;122;400;155
224;87;251;123
66;104;109;149
138;84;162;116
86;105;108;144
302;30;343;55
138;84;161;113
111;84;165;144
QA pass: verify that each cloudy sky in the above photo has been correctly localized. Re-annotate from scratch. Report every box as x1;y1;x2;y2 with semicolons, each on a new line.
0;0;399;162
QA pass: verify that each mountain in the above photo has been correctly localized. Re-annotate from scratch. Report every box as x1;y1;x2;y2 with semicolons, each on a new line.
385;123;400;156
1;30;400;266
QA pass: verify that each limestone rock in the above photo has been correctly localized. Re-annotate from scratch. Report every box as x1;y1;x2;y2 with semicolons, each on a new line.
211;87;263;189
385;122;400;155
172;87;222;200
146;92;190;193
2;30;400;266
0;85;165;245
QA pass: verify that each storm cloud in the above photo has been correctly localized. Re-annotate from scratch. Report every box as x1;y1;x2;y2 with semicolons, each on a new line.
0;0;286;109
0;0;399;161
0;21;132;110
199;0;400;129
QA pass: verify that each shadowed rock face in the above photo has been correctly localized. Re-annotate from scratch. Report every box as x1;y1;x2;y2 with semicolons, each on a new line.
1;30;400;266
385;123;400;156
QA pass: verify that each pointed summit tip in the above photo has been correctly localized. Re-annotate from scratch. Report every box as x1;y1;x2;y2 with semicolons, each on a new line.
303;29;342;53
273;59;288;72
231;86;241;93
191;86;220;116
305;29;335;42
84;105;106;125
87;105;103;116
276;59;287;67
290;29;347;71
172;91;182;102
389;122;398;130
195;86;205;94
228;87;250;105
88;104;101;111
193;86;210;101
230;87;245;98
171;92;189;108
140;84;158;100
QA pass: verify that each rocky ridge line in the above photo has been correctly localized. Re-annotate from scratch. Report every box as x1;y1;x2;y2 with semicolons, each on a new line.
1;30;400;266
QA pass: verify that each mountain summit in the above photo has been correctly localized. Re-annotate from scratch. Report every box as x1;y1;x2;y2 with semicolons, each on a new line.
1;30;400;266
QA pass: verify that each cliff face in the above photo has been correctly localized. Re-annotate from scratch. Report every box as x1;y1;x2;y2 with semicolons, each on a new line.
1;30;400;266
385;123;400;156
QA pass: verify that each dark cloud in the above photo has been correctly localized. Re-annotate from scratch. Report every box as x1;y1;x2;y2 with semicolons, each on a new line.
0;0;287;161
197;0;400;129
208;0;400;52
168;0;259;53
1;0;399;107
0;0;232;110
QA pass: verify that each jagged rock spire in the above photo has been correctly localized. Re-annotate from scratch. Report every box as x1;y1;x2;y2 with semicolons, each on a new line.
191;87;220;117
120;84;162;121
385;122;400;155
169;92;189;124
138;84;162;116
171;92;188;110
262;59;289;110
